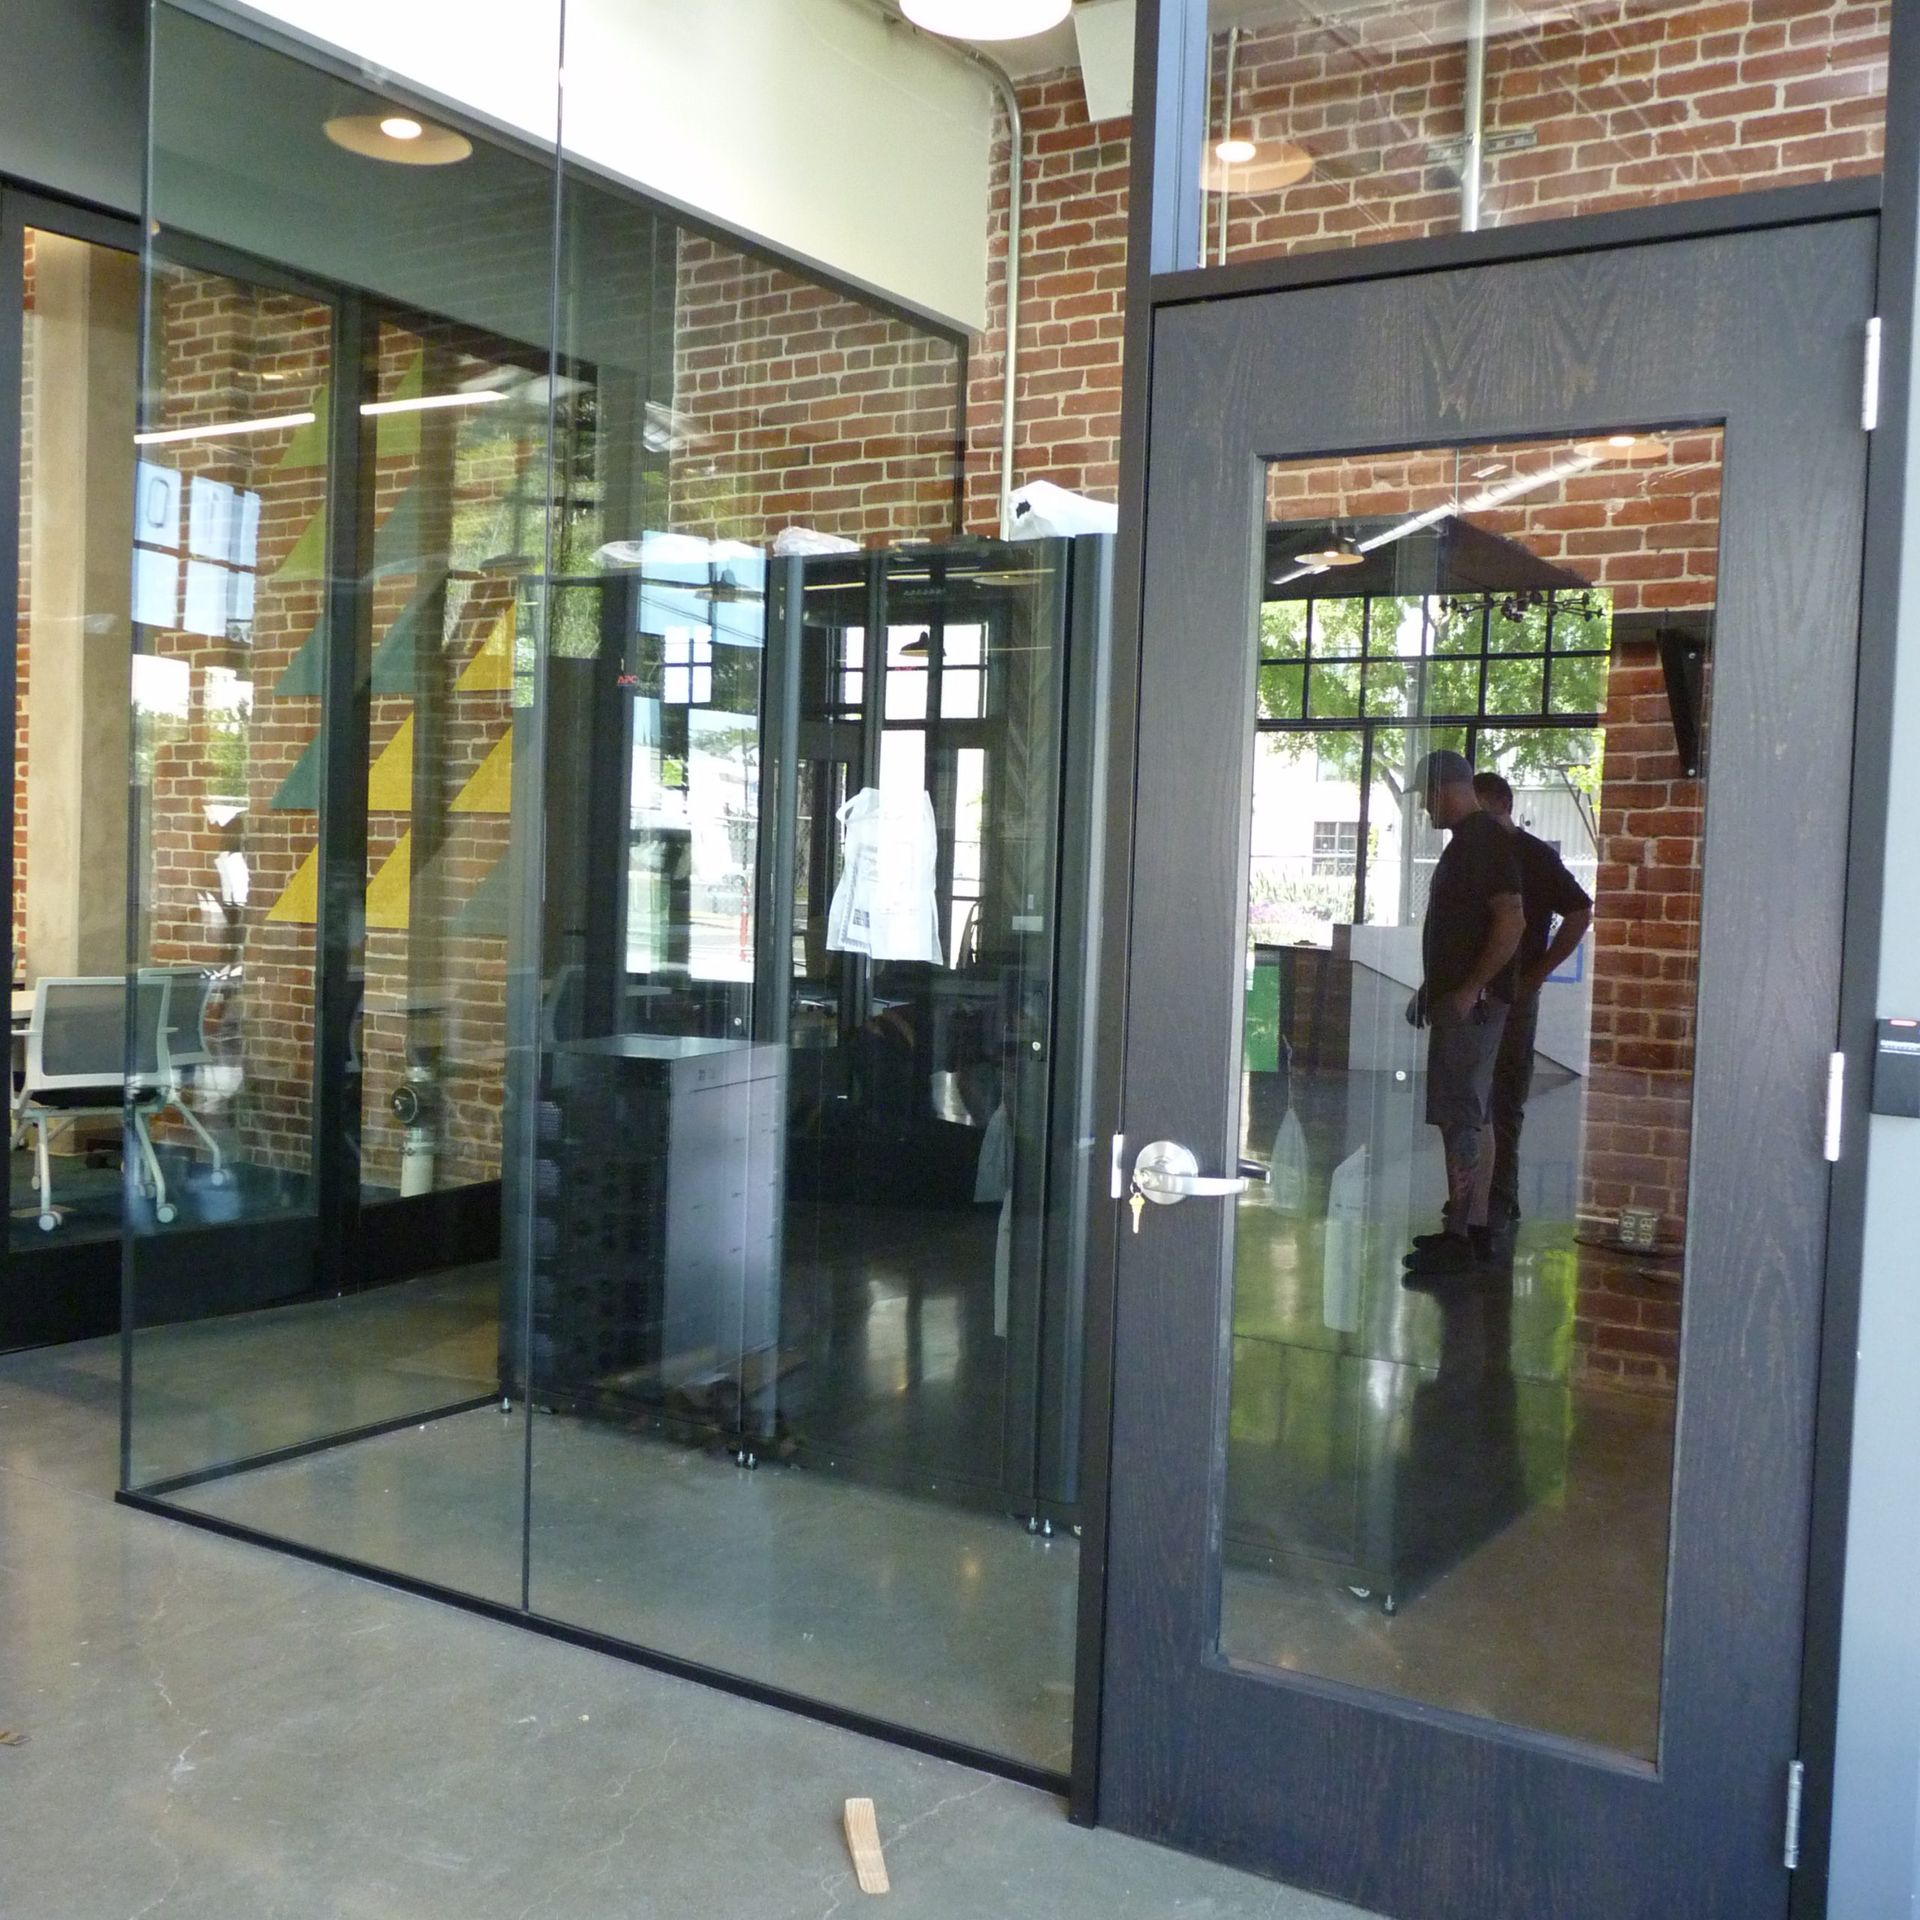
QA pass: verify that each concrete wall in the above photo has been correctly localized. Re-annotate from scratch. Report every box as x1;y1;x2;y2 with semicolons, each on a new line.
229;0;996;330
0;0;144;212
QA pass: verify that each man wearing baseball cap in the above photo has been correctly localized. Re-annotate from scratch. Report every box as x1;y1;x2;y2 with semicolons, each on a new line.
1405;749;1525;1277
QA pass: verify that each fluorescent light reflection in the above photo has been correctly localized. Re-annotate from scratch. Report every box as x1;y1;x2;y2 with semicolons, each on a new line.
360;390;508;417
134;410;316;447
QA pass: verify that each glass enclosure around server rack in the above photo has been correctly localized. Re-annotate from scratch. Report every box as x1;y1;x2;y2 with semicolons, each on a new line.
121;2;1102;1773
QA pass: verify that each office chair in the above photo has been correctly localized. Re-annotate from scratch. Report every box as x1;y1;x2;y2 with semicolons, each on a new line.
140;965;231;1185
13;975;175;1231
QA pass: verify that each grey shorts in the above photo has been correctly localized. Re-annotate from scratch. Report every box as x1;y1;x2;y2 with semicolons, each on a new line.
1425;998;1509;1135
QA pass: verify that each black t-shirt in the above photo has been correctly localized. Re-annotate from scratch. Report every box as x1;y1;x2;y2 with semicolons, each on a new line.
1511;826;1593;977
1423;808;1524;1001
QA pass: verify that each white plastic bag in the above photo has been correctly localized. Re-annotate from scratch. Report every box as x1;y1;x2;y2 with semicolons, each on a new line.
1321;1145;1369;1336
1006;479;1119;540
826;787;944;965
1267;1105;1309;1214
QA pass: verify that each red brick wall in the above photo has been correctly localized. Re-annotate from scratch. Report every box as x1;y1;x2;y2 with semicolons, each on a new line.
965;0;1886;525
140;275;330;1175
671;234;962;545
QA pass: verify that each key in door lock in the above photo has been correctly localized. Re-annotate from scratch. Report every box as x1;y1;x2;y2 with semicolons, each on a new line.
1130;1140;1265;1207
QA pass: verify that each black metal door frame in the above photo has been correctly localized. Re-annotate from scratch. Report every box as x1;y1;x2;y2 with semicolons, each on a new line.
1069;24;1920;1913
0;188;142;1352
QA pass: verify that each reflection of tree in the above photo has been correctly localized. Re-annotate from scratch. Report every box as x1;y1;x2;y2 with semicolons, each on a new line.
1249;867;1352;940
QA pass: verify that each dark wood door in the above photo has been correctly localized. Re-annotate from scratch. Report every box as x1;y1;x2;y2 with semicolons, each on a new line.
1100;217;1874;1920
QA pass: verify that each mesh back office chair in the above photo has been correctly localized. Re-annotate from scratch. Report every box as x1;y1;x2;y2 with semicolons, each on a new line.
140;964;230;1182
13;976;173;1232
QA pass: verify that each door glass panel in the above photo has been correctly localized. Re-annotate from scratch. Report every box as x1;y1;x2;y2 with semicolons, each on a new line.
1199;1;1888;269
12;226;138;1283
1220;429;1723;1762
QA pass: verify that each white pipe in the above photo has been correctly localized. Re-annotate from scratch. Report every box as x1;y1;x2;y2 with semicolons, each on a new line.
1217;26;1239;267
861;3;1024;536
1461;0;1488;232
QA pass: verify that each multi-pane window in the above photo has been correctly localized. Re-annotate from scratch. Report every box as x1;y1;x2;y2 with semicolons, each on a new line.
1257;588;1611;725
1311;820;1359;877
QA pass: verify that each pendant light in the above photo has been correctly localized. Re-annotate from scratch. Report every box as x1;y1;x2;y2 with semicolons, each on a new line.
901;0;1072;40
324;111;472;166
1300;528;1366;570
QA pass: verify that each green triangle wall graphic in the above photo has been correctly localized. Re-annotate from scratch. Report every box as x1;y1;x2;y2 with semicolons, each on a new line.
452;853;510;938
274;352;426;471
371;488;425;579
272;570;446;698
276;395;329;471
372;354;425;459
272;505;329;583
270;479;423;589
371;575;446;694
275;616;325;696
268;733;323;811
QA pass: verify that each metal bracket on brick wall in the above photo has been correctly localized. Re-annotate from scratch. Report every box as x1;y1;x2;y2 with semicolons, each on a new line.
1425;128;1538;169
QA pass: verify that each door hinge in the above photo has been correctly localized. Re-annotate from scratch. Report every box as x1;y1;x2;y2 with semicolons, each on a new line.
1784;1758;1806;1871
1824;1051;1846;1163
1862;316;1882;431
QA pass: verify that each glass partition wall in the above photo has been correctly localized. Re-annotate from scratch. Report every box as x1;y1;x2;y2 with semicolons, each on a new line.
122;2;1101;1774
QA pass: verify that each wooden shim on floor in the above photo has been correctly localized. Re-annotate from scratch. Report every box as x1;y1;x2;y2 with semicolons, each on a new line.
843;1797;889;1895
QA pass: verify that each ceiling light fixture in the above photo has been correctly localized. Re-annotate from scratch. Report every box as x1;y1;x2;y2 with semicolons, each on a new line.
135;410;316;447
1590;431;1668;463
1201;138;1314;193
323;112;473;166
360;390;509;417
900;0;1070;41
1299;530;1366;570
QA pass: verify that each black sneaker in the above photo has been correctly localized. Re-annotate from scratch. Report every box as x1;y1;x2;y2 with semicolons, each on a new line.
1403;1233;1481;1275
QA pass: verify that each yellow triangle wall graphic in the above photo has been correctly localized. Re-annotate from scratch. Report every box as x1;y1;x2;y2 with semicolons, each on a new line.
457;605;515;692
366;831;412;931
267;845;320;924
450;730;512;814
367;715;414;812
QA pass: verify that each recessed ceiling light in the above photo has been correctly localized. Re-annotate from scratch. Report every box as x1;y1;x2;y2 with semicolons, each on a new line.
900;0;1071;41
1590;432;1668;463
323;112;473;166
1202;139;1313;193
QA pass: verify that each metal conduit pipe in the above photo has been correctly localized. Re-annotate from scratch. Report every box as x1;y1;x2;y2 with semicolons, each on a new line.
1460;0;1489;233
858;2;1025;535
1216;26;1239;266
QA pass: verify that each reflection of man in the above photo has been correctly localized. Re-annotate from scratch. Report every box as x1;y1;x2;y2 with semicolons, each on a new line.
1405;752;1524;1277
1472;772;1593;1226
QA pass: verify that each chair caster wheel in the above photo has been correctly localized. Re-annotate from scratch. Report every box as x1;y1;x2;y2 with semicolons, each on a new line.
208;1169;232;1188
155;1203;176;1224
38;1212;57;1233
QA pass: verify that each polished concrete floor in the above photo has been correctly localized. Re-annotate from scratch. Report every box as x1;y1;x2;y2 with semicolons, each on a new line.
171;1406;1081;1768
0;1337;1372;1920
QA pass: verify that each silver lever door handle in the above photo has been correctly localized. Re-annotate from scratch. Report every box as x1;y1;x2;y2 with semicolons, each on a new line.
1132;1139;1259;1205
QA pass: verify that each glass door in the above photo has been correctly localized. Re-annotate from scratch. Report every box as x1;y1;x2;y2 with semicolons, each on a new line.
1100;219;1872;1918
1;194;141;1352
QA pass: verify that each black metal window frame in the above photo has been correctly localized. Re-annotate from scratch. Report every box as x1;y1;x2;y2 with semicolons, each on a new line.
1257;585;1612;728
